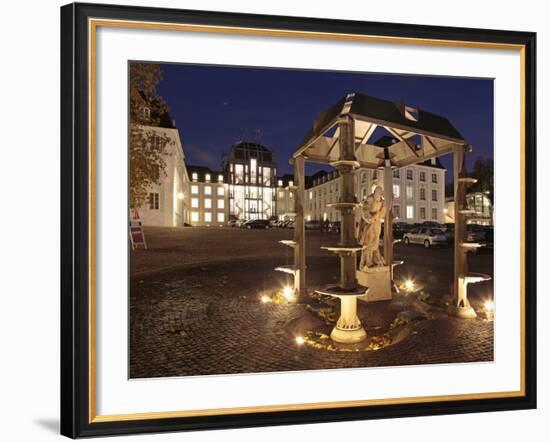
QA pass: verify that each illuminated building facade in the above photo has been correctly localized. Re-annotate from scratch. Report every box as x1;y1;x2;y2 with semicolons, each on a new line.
225;141;277;220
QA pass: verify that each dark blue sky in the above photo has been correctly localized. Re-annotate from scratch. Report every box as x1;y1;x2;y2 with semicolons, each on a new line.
157;63;493;182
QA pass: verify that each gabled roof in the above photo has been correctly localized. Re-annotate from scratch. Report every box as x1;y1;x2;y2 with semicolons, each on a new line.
295;92;466;169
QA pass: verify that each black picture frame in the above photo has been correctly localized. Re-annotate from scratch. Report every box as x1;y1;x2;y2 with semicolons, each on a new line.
61;2;537;438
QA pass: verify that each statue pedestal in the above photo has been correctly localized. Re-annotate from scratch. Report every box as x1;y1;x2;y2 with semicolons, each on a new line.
356;266;392;302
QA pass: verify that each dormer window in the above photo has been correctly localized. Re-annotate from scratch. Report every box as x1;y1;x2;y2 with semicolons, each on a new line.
192;172;198;181
404;106;419;122
218;174;223;183
143;107;151;120
205;174;211;182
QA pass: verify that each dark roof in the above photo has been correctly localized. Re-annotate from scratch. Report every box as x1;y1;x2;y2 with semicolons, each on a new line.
307;170;340;188
296;92;465;169
228;141;275;164
186;165;224;183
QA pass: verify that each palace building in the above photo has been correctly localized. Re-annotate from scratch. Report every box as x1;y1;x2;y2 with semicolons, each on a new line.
186;165;228;226
134;113;191;228
224;141;277;221
305;137;446;224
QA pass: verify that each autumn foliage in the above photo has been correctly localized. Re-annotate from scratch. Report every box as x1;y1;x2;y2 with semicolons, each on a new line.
129;63;173;208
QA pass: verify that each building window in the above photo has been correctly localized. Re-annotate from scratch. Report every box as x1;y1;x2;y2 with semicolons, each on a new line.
217;199;224;209
278;179;283;187
393;169;400;178
217;213;225;223
309;191;313;200
148;192;159;210
393;205;400;218
143;107;151;120
432;189;438;201
406;185;413;200
191;185;198;194
191;198;199;208
420;171;426;182
217;187;224;196
373;170;378;180
204;186;212;195
192;172;198;181
420;207;426;219
406;205;414;219
420;188;426;200
218;174;223;183
250;158;257;184
432;208;438;220
393;184;400;198
204;212;212;223
289;180;294;187
432;173;438;183
204;198;212;209
407;169;413;180
191;212;199;222
205;174;211;182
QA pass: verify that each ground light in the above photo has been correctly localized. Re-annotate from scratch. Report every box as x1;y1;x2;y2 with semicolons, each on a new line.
282;286;294;301
403;279;416;292
260;295;271;304
295;336;305;345
484;299;495;320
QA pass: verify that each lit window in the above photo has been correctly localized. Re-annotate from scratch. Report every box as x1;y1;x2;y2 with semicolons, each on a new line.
148;192;159;210
278;191;284;198
432;189;438;201
407;169;413;180
406;205;414;219
191;212;199;222
204;198;212;209
309;191;313;200
432;208;438;220
218;174;223;183
191;198;199;208
217;187;224;196
420;188;426;200
432;173;438;183
204;212;212;223
217;199;224;209
393;184;400;198
192;172;198;181
278;180;283;187
289;181;294;187
393;205;400;218
420;207;426;219
218;213;225;222
406;185;413;200
204;186;212;195
191;185;198;194
205;174;211;182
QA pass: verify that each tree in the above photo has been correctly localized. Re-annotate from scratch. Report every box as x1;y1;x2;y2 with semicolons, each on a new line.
129;63;173;208
469;156;494;203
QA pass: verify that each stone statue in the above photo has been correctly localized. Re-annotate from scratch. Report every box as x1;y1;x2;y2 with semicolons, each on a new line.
358;186;386;269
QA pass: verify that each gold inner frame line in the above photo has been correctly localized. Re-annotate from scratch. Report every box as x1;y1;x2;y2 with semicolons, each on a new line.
87;18;527;424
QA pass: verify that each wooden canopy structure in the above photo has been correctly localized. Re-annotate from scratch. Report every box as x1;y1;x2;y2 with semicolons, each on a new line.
277;92;488;337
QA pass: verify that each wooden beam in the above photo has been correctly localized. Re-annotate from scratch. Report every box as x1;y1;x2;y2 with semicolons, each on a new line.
384;126;421;157
293;155;306;298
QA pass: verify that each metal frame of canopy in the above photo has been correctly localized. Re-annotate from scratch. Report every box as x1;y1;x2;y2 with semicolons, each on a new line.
277;92;490;343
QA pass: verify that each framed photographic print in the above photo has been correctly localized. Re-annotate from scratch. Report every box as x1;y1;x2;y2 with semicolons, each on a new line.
60;2;537;438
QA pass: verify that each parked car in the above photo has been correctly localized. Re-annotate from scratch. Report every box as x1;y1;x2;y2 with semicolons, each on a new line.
236;219;248;228
328;221;340;233
244;219;271;229
228;219;238;227
403;227;447;248
305;220;321;230
286;220;295;229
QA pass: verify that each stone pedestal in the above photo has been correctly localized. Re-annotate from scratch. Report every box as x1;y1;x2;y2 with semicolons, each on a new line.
356;266;392;302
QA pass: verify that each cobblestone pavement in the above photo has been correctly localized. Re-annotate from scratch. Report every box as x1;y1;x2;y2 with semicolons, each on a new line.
129;227;494;378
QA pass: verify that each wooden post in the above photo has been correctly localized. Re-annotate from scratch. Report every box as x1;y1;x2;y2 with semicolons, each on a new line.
453;145;468;302
294;155;306;298
383;166;394;273
338;116;357;291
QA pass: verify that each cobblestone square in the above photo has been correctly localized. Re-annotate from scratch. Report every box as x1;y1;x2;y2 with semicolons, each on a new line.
129;226;494;378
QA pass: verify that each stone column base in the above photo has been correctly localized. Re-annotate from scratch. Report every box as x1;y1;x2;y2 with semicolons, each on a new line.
330;325;367;344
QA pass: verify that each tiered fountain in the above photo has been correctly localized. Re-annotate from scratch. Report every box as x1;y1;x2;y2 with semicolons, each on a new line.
449;147;492;319
315;115;369;344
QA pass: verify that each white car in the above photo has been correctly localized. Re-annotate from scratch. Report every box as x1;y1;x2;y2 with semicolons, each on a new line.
403;227;447;248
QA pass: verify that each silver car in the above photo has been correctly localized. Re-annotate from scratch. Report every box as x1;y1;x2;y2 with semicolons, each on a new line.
403;227;447;248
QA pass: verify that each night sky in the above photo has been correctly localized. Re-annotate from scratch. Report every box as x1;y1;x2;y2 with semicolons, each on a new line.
156;63;494;182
